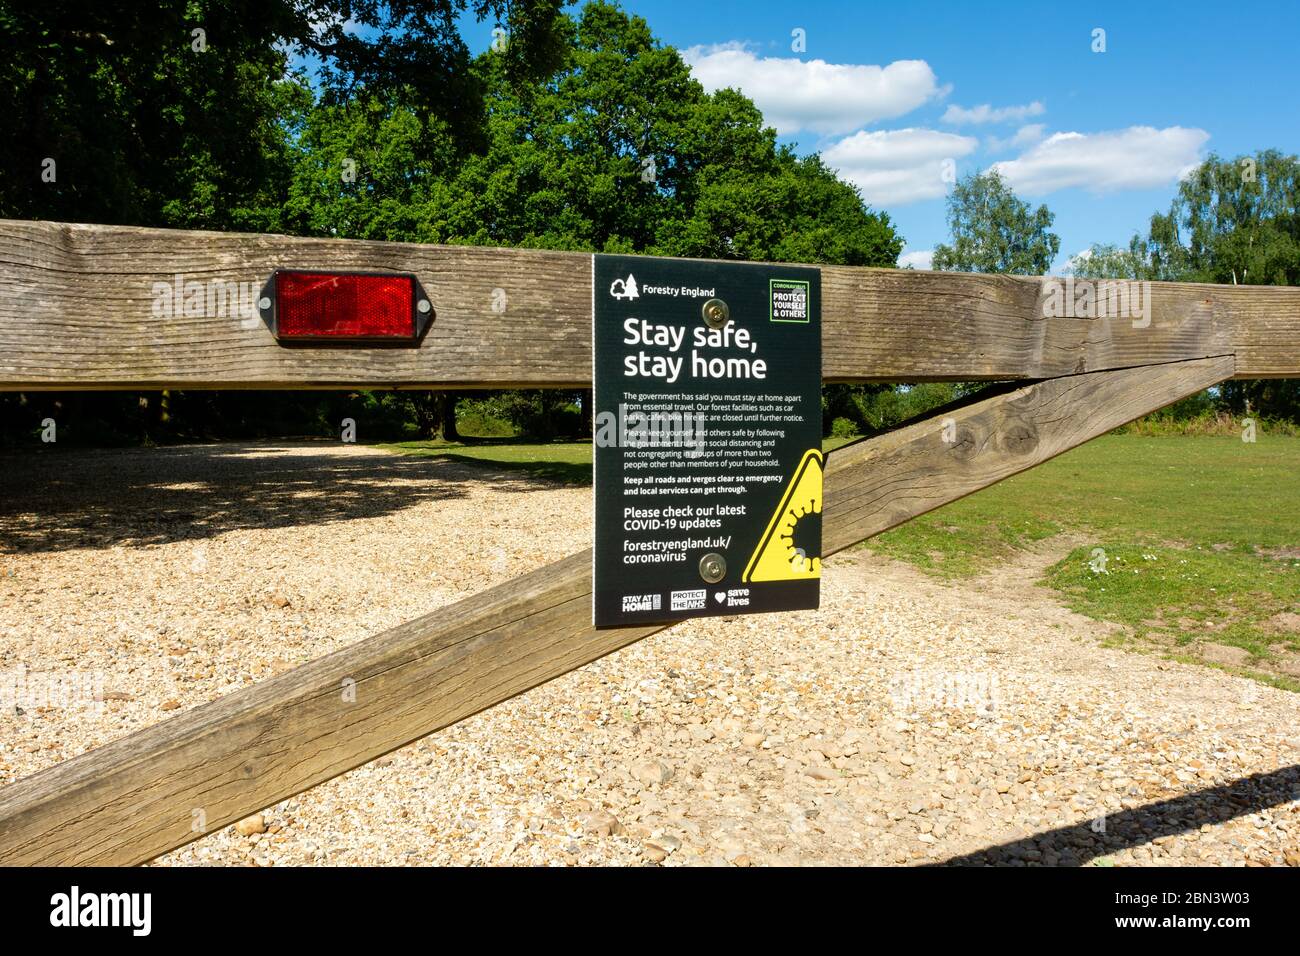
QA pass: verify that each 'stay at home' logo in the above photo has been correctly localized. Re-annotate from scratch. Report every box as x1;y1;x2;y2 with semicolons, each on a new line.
49;886;152;937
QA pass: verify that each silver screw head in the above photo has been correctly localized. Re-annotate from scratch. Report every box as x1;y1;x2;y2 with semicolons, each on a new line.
699;552;727;583
701;298;730;329
417;298;432;314
258;296;272;311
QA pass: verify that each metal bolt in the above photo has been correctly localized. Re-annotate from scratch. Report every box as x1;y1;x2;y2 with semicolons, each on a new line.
701;298;729;329
699;552;727;583
417;298;432;314
258;296;272;311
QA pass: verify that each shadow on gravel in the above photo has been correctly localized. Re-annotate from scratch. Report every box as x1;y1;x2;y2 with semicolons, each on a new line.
936;763;1300;866
0;441;568;554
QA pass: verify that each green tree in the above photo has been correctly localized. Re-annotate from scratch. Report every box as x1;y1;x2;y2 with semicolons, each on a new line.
285;2;902;264
932;170;1060;275
0;0;568;230
1065;242;1146;281
1071;150;1300;422
1;0;906;444
0;0;303;229
280;1;904;440
1072;150;1300;286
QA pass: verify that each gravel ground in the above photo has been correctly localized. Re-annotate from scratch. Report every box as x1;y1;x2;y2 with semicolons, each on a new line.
1;441;1298;867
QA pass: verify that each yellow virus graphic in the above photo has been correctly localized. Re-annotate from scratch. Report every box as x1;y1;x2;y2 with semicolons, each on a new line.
743;449;823;582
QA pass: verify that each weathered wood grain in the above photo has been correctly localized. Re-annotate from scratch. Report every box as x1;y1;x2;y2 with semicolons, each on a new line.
0;355;1232;866
0;220;1286;388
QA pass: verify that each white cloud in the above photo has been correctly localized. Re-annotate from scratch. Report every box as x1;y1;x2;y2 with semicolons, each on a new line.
985;123;1046;153
899;249;934;270
942;101;1045;125
822;128;978;206
1012;123;1046;145
991;126;1210;195
681;44;944;135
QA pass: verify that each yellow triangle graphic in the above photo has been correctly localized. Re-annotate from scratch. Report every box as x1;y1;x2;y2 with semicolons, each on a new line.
743;448;823;582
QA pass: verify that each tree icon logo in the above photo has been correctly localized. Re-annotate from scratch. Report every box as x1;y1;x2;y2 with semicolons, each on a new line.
609;273;639;300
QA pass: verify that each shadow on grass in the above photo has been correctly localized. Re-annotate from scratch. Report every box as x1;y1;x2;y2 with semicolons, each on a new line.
421;452;591;485
384;439;593;486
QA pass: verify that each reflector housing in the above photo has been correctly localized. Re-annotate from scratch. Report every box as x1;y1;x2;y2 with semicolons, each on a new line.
267;270;427;342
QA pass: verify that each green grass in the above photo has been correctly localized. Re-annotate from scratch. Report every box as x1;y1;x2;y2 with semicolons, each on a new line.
868;508;1062;577
382;438;593;484
870;434;1300;683
822;434;858;453
385;435;854;484
870;434;1300;574
1045;543;1299;656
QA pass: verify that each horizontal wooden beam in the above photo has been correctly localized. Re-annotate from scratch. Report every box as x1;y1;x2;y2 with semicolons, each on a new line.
0;220;1289;389
0;355;1233;866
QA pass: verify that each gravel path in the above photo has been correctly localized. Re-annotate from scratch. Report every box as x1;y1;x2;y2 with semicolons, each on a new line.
1;441;1297;866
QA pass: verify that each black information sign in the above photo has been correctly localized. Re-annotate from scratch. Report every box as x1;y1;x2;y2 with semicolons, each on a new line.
593;253;822;627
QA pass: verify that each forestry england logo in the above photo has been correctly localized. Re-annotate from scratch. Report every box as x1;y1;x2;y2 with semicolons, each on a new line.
609;273;639;300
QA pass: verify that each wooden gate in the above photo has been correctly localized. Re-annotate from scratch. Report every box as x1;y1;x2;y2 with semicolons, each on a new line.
0;219;1293;865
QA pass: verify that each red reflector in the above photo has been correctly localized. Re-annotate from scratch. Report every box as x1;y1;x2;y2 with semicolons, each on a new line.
273;271;418;340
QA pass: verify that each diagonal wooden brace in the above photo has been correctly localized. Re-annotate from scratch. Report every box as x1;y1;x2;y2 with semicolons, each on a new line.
0;355;1234;865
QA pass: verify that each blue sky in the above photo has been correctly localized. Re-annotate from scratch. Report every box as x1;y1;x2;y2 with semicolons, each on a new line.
459;0;1300;271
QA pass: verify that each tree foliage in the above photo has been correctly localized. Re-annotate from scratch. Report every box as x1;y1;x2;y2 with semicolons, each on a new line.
1070;150;1300;422
0;1;904;445
932;170;1060;276
281;3;903;265
0;0;568;228
1071;150;1300;286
